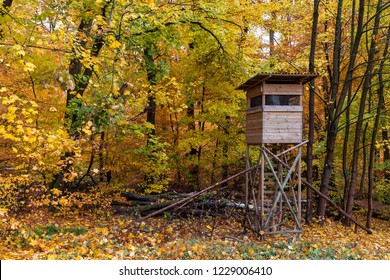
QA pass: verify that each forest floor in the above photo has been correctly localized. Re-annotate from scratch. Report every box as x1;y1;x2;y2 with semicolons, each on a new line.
1;201;389;260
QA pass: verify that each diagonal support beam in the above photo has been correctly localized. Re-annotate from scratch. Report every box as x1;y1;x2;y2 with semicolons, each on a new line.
263;146;373;234
263;148;302;230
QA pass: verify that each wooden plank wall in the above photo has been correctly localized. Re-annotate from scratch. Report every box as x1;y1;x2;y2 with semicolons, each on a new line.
262;111;302;143
246;109;263;144
245;83;304;144
263;84;302;95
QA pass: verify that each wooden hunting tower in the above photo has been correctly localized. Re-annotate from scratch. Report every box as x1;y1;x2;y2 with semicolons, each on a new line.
236;73;317;145
236;73;316;240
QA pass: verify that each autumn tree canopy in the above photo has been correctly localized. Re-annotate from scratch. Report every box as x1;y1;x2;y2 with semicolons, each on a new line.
0;0;389;230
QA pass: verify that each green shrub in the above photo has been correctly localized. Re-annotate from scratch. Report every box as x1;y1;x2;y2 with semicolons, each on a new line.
373;179;390;205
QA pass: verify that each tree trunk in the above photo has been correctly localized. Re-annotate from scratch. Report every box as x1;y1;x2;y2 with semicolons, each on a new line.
344;0;381;227
318;0;365;217
99;131;105;182
342;0;356;210
306;0;320;224
367;26;389;229
359;123;368;196
185;95;201;189
143;46;158;137
221;116;231;187
317;0;344;217
383;129;390;180
342;86;352;211
51;5;107;188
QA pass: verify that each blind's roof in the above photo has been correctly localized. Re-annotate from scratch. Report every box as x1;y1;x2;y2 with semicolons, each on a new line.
236;73;317;90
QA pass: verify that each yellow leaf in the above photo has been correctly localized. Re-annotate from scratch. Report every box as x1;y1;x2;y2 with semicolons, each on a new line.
47;254;57;260
0;208;8;217
24;62;36;72
52;188;62;196
101;227;109;236
82;127;92;136
29;101;39;108
16;125;24;133
29;239;39;246
109;40;121;49
13;44;25;56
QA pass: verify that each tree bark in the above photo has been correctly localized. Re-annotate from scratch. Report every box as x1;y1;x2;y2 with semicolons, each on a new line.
186;99;200;189
306;0;320;224
367;26;389;229
342;0;356;211
143;46;158;137
317;0;344;217
318;0;365;217
359;123;368;196
344;0;382;226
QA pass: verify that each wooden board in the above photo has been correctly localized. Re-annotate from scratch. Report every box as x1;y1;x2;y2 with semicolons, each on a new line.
246;86;262;99
246;110;303;144
246;109;263;144
263;84;302;95
262;105;302;112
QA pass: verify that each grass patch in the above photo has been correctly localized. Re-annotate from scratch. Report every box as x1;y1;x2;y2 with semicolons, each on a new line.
64;226;88;236
32;224;87;239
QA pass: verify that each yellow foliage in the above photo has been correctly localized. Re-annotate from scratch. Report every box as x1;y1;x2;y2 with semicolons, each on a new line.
0;95;79;210
23;62;36;72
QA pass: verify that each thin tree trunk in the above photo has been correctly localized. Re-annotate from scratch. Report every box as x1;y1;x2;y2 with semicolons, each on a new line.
222;116;231;187
186;96;200;189
367;26;389;229
317;0;344;217
318;0;365;217
143;46;157;137
383;129;390;180
210;138;220;184
342;85;352;211
359;123;368;196
306;0;320;224
99;131;105;182
342;0;356;212
344;0;382;227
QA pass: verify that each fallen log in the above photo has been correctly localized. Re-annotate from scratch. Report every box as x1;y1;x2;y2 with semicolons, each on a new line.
114;189;257;217
140;167;254;220
121;191;194;201
121;192;158;202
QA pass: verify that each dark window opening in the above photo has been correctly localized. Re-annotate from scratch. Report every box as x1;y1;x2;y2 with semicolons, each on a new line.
265;95;300;106
250;96;262;108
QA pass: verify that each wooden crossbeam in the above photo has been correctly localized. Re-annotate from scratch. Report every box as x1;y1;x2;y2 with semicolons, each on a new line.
262;146;373;234
262;148;301;231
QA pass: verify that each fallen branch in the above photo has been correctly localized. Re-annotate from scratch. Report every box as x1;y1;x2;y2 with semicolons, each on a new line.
121;192;158;202
140;167;254;220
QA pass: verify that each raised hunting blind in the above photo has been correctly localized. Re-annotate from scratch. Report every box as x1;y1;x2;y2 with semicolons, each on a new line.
236;73;317;240
236;73;317;145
